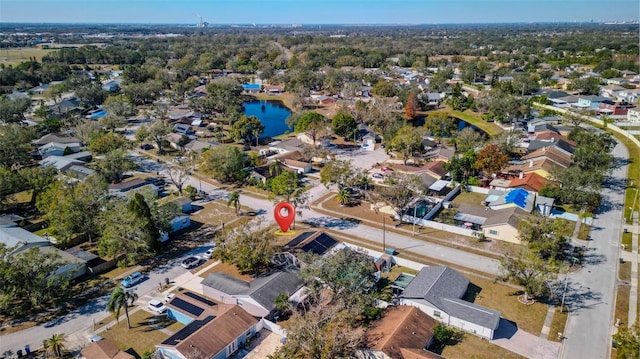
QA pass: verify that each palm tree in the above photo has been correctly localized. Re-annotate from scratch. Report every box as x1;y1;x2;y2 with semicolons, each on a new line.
43;333;66;358
107;286;138;329
336;188;351;206
274;293;292;316
227;191;241;216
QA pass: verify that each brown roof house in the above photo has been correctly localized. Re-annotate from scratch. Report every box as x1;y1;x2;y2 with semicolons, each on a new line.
158;292;259;359
357;305;444;359
80;338;134;359
401;266;501;340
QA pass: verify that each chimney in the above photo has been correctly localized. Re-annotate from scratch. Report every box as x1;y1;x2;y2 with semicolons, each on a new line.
519;171;524;179
529;160;534;168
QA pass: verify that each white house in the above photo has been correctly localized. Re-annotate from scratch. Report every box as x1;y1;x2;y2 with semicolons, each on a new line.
628;108;640;123
401;266;501;340
201;270;304;318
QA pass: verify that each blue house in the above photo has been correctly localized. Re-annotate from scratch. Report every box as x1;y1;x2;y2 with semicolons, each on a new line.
241;83;261;94
159;292;259;359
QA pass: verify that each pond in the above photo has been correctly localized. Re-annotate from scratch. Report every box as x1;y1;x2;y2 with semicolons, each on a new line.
242;100;292;139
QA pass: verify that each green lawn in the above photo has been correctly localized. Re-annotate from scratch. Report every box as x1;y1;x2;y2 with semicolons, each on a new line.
451;191;486;206
621;232;632;252
549;307;569;342
605;130;640;223
100;310;173;357
441;332;525;358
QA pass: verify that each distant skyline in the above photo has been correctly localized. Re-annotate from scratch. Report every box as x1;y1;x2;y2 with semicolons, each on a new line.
1;0;639;25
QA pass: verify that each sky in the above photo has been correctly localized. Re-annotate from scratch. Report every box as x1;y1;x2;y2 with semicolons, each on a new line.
1;0;639;25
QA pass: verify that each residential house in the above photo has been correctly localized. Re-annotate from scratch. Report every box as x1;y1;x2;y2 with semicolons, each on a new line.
80;338;134;359
38;142;82;158
281;159;312;174
598;100;635;117
550;95;579;108
49;97;82;116
32;133;82;147
160;196;192;213
263;84;285;94
108;178;158;197
202;270;305;318
575;89;604;104
101;78;122;92
249;164;279;184
600;84;626;99
484;188;535;212
166;133;190;150
490;172;548;194
6;90;30;101
526;138;575;156
0;224;87;279
159;292;259;359
358;305;443;359
453;203;528;243
40;156;86;172
173;123;194;135
401;266;501;340
628;108;640;123
616;88;640;104
521;146;573;171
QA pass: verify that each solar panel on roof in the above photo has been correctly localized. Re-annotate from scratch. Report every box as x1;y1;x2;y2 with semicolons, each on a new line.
285;232;314;247
161;316;215;345
170;297;204;317
316;234;337;249
184;292;217;306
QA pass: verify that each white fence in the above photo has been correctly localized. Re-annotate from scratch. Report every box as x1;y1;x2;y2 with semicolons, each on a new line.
260;318;287;337
467;185;490;194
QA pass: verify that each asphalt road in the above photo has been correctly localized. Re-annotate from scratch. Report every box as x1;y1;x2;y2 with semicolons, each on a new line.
560;141;628;359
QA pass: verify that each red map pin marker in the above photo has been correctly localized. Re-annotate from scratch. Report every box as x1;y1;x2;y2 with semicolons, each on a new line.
274;202;295;233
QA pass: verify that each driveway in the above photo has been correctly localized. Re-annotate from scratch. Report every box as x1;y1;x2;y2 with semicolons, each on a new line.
491;319;560;359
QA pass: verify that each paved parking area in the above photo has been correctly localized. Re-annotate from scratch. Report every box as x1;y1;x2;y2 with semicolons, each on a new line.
335;147;389;170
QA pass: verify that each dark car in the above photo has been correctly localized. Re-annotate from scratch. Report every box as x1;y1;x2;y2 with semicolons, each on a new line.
140;144;154;150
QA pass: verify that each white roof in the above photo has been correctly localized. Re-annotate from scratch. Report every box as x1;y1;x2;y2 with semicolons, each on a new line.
0;227;50;248
429;180;451;192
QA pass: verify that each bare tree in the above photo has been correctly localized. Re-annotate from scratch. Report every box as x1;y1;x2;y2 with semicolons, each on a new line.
166;160;192;196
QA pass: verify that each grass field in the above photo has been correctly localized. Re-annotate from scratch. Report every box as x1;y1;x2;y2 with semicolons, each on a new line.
549;306;569;342
100;309;176;357
451;109;504;137
0;48;55;65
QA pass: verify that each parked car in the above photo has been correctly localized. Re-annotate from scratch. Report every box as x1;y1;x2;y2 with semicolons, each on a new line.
203;247;215;260
148;299;167;314
121;272;144;288
165;293;175;303
140;144;154;150
181;256;203;269
372;173;384;179
380;166;393;172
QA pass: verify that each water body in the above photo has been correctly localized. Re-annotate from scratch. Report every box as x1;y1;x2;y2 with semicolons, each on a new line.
242;100;292;138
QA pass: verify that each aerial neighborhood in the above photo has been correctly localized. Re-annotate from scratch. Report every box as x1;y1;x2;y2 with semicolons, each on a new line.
0;12;639;359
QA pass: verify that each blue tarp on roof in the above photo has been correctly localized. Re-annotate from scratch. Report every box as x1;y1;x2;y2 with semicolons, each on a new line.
87;109;107;119
504;188;529;208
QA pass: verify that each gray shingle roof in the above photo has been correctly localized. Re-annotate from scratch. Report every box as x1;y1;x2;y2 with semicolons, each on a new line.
441;297;501;330
403;266;469;310
202;270;304;312
403;266;501;330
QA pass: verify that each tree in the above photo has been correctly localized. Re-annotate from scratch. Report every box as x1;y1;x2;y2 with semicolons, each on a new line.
423;111;456;142
19;166;58;205
331;111;358;139
91;149;136;183
295;112;327;145
498;249;554;303
374;172;424;224
451;127;484;153
568;77;602;95
101;96;133;131
371;79;397;97
43;333;66;358
166;161;192;196
336;188;352;206
388;125;424;165
200;145;247;183
74;119;103;144
320;159;364;190
0;97;30;124
227;191;241;216
45;83;66;114
75;82;107;108
274;293;292;318
444;150;478;184
99;195;162;265
0;246;71;317
270;170;301;202
493;129;522;157
404;92;418;119
88;132;130;154
612;322;639;359
136;119;172;154
518;217;571;263
230;115;265;147
37;175;108;243
213;220;275;275
106;287;138;329
0;123;36;168
474;144;509;176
